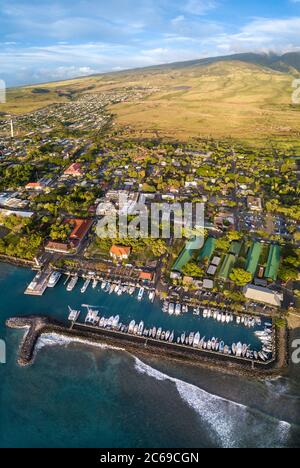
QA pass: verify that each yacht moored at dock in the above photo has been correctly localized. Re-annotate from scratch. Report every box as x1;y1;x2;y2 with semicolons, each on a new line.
48;272;62;288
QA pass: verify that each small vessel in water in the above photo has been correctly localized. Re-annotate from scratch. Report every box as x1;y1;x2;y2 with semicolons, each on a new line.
168;303;175;315
67;275;79;292
128;320;136;333
175;304;181;316
188;332;194;346
48;272;62;288
112;315;120;329
165;330;170;341
92;278;98;289
81;278;91;294
193;332;201;347
138;321;144;336
181;332;186;344
169;331;174;343
149;290;155;303
138;287;145;301
156;327;162;339
68;306;80;322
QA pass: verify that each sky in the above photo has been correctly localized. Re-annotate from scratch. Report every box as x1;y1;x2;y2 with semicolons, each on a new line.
1;0;300;86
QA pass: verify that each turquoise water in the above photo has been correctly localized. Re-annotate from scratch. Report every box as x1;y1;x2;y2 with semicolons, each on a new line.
0;263;300;448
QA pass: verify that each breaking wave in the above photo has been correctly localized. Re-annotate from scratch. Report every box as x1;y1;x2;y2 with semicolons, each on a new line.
36;332;125;353
134;357;292;448
33;333;293;448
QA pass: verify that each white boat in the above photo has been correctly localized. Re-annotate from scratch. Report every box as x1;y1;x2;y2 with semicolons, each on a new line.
152;327;157;338
168;303;175;316
232;343;237;355
133;324;139;335
182;305;188;314
169;331;174;343
68;306;80;322
149;291;155;303
99;317;105;327
138;287;145;301
175;304;181;316
236;342;243;357
156;328;162;339
109;284;116;294
92;278;98;289
105;282;111;292
128;286;135;295
67;275;79;292
138;321;144;335
181;332;186;344
236;316;241;324
188;333;194;346
115;284;120;294
128;320;136;333
48;272;62;288
112;316;120;328
101;281;106;290
217;312;222;322
81;278;91;294
203;309;208;318
193;332;201;347
165;331;171;341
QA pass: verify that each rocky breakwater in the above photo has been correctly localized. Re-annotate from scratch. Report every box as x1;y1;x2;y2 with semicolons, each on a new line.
6;316;61;367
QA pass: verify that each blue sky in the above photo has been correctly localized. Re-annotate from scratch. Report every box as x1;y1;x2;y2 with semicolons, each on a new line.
1;0;300;86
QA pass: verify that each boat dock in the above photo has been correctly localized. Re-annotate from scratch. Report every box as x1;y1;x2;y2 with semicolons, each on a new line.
24;270;52;296
6;315;287;377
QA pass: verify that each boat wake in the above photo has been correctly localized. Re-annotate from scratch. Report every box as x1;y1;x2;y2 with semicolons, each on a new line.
134;358;292;448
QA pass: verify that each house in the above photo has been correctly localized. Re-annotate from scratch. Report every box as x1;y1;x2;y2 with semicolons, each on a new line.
66;218;93;243
247;196;263;212
45;241;70;254
64;163;84;177
139;271;154;283
110;245;131;261
243;285;283;307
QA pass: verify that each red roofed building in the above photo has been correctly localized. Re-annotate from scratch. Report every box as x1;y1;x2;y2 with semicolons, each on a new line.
65;218;93;242
64;163;84;177
45;241;70;254
139;271;154;282
26;182;44;191
110;245;131;261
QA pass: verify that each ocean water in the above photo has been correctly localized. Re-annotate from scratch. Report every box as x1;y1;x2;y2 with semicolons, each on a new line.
0;263;299;448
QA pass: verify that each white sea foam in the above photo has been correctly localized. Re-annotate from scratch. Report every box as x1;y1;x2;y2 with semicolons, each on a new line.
33;333;293;448
36;332;125;353
134;357;292;448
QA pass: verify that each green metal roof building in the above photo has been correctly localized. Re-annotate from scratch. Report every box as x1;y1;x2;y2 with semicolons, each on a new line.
218;254;236;281
265;244;281;281
246;242;262;277
229;241;243;257
197;237;216;262
172;237;203;273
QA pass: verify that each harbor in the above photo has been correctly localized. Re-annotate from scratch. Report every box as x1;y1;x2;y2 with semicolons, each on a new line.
6;313;284;377
17;266;285;370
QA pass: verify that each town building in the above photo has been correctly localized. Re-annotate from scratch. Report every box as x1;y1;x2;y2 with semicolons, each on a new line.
110;245;131;261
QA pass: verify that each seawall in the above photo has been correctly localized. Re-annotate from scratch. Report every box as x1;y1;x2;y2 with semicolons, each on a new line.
6;315;288;379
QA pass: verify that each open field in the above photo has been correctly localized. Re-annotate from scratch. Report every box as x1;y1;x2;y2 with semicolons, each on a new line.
1;59;300;141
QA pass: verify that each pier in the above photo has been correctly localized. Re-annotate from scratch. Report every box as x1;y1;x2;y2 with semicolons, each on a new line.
6;315;287;378
24;269;52;296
